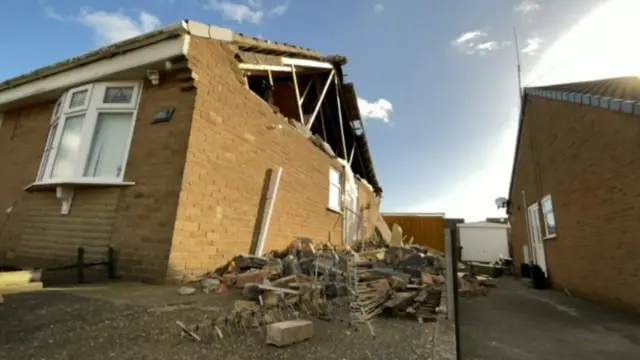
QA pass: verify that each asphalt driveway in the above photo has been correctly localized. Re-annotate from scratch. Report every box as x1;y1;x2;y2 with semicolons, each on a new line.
458;277;640;360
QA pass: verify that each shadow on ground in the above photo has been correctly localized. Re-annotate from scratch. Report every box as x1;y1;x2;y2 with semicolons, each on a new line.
458;277;640;360
1;283;441;360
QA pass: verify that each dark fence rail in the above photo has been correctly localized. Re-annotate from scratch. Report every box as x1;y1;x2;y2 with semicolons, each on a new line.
46;246;117;284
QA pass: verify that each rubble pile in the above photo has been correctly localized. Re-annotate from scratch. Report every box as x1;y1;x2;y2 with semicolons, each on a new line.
176;236;448;343
457;272;496;297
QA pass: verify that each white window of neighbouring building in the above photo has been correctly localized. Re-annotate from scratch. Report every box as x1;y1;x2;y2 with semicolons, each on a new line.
541;194;557;237
36;81;142;183
328;167;342;211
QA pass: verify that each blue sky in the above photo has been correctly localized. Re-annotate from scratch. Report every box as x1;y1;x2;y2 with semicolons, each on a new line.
0;0;630;220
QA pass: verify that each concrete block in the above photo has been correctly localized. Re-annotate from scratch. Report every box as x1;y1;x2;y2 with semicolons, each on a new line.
234;270;270;288
266;319;314;347
0;282;43;294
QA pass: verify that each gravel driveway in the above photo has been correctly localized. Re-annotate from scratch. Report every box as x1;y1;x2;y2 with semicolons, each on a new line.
1;287;446;360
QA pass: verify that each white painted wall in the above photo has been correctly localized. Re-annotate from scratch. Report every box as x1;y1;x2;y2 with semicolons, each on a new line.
458;222;510;263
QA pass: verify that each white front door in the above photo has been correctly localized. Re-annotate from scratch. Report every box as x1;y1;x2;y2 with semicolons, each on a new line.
527;203;547;275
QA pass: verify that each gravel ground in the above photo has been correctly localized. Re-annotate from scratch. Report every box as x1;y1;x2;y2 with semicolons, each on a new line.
0;289;442;360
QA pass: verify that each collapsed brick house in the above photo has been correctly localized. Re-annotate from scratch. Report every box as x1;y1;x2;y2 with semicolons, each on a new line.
0;20;383;283
507;77;640;313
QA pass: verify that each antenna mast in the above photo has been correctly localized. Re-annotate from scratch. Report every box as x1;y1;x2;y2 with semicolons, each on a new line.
513;26;523;104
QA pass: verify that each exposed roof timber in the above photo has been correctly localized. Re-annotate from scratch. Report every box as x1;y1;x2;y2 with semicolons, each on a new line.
238;63;292;72
281;57;333;69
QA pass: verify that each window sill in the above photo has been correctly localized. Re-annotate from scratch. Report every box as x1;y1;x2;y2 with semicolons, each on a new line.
327;206;342;214
24;180;136;192
543;234;557;240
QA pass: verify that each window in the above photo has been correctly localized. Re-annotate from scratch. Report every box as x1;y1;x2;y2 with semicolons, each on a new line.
36;81;141;184
328;167;342;211
541;195;556;237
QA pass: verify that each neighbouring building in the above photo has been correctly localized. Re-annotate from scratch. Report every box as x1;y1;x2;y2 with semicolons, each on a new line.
0;20;382;283
507;77;640;313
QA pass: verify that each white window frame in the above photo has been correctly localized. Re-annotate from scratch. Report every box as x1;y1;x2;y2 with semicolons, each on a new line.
541;194;557;238
35;81;142;185
328;167;342;212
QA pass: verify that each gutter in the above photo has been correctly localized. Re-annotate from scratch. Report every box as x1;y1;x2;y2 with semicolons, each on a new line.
0;22;187;92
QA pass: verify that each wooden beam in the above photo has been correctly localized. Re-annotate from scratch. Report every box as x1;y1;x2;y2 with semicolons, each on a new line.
291;65;305;124
238;63;292;72
306;70;335;129
281;57;333;69
335;76;348;159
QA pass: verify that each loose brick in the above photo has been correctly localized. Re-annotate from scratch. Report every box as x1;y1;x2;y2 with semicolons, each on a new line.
266;319;314;347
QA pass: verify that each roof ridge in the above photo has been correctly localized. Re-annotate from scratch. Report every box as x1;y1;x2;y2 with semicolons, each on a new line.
525;87;640;116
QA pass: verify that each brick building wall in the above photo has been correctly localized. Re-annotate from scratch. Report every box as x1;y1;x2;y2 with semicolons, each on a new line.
0;74;195;282
167;38;349;279
509;95;640;313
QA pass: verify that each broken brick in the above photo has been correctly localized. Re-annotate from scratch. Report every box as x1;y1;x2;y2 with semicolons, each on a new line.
266;319;314;347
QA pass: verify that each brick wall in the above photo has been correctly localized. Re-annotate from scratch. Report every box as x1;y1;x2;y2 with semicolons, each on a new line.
509;95;640;313
0;74;194;282
167;38;347;279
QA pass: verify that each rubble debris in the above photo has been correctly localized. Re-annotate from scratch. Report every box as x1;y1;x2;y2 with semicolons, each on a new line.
266;319;314;347
176;227;450;343
458;273;495;297
201;278;221;293
389;223;404;246
177;286;197;296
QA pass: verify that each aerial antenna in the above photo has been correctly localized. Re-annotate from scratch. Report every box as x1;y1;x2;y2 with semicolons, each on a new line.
513;26;523;104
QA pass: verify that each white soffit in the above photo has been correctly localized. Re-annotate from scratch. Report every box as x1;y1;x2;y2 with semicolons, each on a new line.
281;57;333;69
0;36;189;107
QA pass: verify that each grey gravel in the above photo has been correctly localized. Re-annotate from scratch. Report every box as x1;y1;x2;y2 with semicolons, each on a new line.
0;290;446;360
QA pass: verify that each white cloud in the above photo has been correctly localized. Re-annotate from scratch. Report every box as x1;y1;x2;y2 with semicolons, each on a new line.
45;7;161;45
452;30;510;55
407;111;519;221
206;0;288;24
374;4;384;13
513;0;541;13
269;4;288;16
522;36;543;55
357;97;393;123
44;7;64;21
78;10;161;45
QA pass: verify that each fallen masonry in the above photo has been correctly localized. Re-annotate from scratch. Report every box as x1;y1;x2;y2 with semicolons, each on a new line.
174;234;464;346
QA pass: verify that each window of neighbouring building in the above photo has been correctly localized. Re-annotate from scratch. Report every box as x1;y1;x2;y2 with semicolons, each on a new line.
36;81;142;184
541;195;556;237
328;167;342;211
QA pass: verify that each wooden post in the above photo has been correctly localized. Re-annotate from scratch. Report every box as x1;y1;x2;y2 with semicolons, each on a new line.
334;76;348;159
77;247;85;284
108;247;116;280
291;65;305;124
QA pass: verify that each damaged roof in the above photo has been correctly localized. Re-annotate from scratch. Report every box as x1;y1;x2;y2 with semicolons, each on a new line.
0;19;381;193
0;20;332;91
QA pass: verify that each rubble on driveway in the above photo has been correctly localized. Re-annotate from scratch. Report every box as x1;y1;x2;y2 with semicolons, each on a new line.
176;234;449;346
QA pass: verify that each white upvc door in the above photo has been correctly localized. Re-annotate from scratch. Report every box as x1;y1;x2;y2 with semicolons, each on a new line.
527;203;547;275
